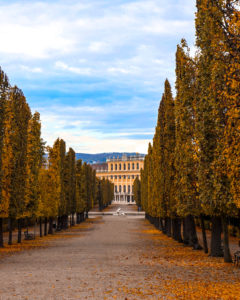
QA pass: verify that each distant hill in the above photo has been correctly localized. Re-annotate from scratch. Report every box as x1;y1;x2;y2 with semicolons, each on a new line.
75;152;145;164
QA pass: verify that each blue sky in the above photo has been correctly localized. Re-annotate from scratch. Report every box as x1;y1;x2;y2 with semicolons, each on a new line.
0;0;196;153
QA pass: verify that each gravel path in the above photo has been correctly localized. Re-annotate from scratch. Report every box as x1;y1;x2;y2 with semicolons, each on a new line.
0;205;150;299
0;205;239;299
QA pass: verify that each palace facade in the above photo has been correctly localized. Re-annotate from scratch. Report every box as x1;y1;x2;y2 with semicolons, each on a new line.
92;154;144;204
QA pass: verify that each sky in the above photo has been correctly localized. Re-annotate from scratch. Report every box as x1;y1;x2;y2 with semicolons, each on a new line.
0;0;196;154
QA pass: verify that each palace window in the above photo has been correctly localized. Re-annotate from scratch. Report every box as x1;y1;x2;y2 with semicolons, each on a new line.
123;175;126;179
115;175;117;179
115;186;118;193
119;185;122;193
119;175;121;179
111;164;113;171
123;185;126;193
128;163;130;170
132;163;135;170
137;163;139;170
119;164;122;170
123;163;126;170
128;175;130;179
115;164;117;171
128;185;131;193
111;175;113;179
132;175;134;179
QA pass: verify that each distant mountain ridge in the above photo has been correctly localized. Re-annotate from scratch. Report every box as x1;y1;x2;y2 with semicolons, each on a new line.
75;152;145;164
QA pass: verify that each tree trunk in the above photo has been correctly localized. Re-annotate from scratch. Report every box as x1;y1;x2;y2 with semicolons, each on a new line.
39;217;42;237
8;218;13;245
57;216;61;231
159;218;163;231
17;219;22;243
172;218;182;242
222;216;232;263
69;214;71;227
44;217;48;236
183;217;189;244
25;217;28;233
165;217;172;237
48;217;53;234
161;218;166;234
154;217;159;229
0;218;4;248
210;216;223;257
72;213;75;226
186;215;202;250
65;215;68;229
200;215;208;253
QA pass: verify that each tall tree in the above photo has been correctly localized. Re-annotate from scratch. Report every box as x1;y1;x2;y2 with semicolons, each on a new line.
195;0;238;261
100;178;112;207
38;166;59;235
48;138;66;232
154;97;167;231
222;2;240;210
64;148;76;226
25;112;45;220
133;177;141;208
175;40;201;249
75;159;86;223
141;151;149;214
0;68;9;247
162;80;177;238
2;87;31;244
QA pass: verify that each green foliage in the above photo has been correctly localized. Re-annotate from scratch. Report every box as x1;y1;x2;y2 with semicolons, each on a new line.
75;159;87;213
99;178;114;208
141;144;150;213
38;167;58;218
162;80;176;216
25;112;45;217
174;40;200;217
48;138;66;218
75;161;97;213
142;80;176;218
0;68;9;218
133;177;141;208
195;0;237;217
2;87;31;219
64;148;76;215
221;4;240;209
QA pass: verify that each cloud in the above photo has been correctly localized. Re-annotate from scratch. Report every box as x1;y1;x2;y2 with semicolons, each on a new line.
0;0;197;153
55;61;92;75
20;65;43;73
35;99;156;153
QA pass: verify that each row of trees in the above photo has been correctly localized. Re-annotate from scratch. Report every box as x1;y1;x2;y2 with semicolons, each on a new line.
137;1;239;263
97;178;114;211
0;67;114;247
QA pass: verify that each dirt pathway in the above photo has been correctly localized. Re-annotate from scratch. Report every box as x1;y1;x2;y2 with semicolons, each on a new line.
0;205;239;299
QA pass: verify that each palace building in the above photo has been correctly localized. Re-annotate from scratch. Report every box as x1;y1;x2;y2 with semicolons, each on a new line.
92;154;144;204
